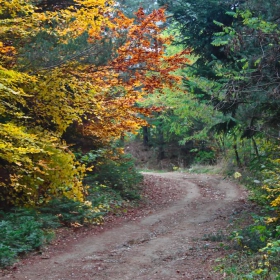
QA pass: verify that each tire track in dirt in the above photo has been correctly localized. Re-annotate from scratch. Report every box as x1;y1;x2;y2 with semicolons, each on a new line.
1;172;247;280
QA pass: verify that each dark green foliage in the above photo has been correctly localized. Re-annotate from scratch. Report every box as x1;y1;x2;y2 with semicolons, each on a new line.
76;147;143;200
211;5;280;136
0;244;16;267
0;209;52;267
209;118;237;135
86;180;123;207
0;197;109;267
91;154;143;200
194;150;216;165
39;197;107;226
20;31;115;72
159;0;235;64
159;0;280;169
233;224;271;252
231;213;279;252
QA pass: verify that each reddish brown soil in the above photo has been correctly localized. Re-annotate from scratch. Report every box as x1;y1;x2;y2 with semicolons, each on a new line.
0;172;249;280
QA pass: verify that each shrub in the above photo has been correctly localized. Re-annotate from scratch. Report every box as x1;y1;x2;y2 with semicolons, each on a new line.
0;196;109;268
194;150;216;165
39;197;108;226
92;153;143;199
0;244;16;267
0;209;50;267
80;147;143;200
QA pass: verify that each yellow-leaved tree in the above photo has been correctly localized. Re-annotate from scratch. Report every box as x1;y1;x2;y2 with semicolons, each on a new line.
0;0;189;207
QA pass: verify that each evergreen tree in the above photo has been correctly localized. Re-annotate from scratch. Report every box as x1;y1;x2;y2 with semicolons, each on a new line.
162;0;280;139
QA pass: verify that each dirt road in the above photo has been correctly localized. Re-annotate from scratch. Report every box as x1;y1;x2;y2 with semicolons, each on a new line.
1;172;247;280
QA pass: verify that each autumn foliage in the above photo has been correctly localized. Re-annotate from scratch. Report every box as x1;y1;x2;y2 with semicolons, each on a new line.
0;0;189;207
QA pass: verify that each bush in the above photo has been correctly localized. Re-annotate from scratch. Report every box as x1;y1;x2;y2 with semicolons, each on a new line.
232;214;278;250
0;196;109;267
0;244;16;267
0;209;51;267
232;224;271;252
87;152;143;200
193;150;216;165
39;197;108;226
217;228;280;279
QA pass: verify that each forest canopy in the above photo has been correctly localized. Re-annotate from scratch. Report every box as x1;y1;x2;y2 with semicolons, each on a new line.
0;0;189;207
1;0;280;276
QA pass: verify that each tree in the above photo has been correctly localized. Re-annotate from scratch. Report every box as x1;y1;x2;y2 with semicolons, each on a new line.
160;0;280;166
0;0;189;207
159;0;235;65
137;29;221;166
211;2;280;137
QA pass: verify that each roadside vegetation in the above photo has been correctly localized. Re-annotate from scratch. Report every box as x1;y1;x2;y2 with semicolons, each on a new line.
129;0;280;277
1;0;280;278
0;149;143;267
0;0;182;267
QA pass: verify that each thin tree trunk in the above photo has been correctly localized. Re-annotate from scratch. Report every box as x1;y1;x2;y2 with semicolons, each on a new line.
157;122;165;160
143;126;149;147
252;137;259;158
233;142;242;167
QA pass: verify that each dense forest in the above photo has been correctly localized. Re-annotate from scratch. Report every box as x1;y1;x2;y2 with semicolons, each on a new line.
0;0;280;277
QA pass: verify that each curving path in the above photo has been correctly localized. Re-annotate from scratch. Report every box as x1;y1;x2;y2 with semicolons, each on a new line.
1;172;247;280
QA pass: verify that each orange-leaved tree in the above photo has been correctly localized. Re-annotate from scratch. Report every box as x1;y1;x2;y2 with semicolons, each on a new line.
0;0;190;207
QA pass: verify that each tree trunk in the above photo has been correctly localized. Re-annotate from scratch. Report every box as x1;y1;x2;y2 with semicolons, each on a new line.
143;126;149;147
233;143;242;167
157;122;165;160
252;137;259;158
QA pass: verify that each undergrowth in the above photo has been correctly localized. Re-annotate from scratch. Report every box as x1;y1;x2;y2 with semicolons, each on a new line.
185;146;280;279
0;192;120;267
0;208;54;267
214;159;280;279
0;148;143;268
86;153;143;200
212;212;280;279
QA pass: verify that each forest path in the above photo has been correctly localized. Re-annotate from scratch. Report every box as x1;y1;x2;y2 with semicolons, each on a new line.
1;172;248;280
